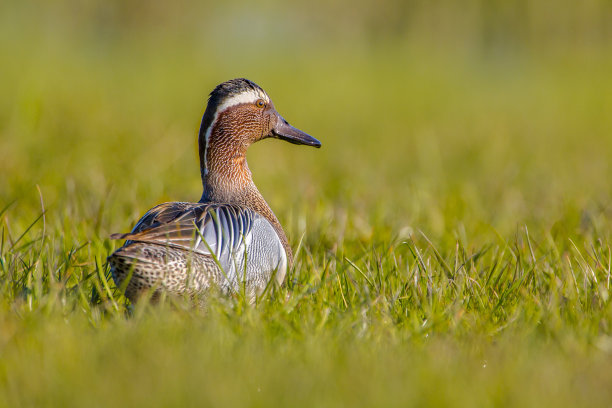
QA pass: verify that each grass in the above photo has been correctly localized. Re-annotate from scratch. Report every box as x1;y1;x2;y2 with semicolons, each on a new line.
1;1;612;406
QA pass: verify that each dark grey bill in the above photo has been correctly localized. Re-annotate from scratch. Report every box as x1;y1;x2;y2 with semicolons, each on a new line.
272;116;321;148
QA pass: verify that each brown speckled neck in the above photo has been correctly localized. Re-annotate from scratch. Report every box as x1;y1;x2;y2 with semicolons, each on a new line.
199;109;293;266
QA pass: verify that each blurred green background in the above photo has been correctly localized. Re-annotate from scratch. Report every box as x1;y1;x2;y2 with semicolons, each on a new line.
2;0;611;240
1;0;612;406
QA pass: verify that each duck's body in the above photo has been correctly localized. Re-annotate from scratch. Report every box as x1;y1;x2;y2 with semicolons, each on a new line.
108;78;320;301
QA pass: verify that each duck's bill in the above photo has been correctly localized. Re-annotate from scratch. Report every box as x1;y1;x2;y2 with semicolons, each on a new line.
272;117;321;148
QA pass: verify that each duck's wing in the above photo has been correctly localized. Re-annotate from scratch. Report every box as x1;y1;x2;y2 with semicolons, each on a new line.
110;203;255;258
126;202;202;234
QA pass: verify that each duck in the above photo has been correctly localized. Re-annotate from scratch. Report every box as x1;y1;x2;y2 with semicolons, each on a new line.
108;78;321;302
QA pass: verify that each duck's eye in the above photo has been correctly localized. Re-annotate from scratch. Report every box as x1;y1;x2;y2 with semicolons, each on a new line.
255;99;266;108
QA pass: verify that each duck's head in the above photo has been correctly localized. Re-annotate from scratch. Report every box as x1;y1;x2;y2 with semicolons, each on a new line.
198;78;320;176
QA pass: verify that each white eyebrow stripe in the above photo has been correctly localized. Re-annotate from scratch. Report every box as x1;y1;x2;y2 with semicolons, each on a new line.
217;89;269;113
202;89;269;175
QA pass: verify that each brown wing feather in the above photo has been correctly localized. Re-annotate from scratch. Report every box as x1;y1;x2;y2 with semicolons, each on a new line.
110;202;209;248
131;202;201;233
110;203;254;257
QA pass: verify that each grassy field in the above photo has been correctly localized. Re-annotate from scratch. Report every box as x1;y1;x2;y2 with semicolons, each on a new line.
1;1;612;406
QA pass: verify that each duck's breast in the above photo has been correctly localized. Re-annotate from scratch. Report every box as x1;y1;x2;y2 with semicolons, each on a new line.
234;215;287;288
204;207;287;291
